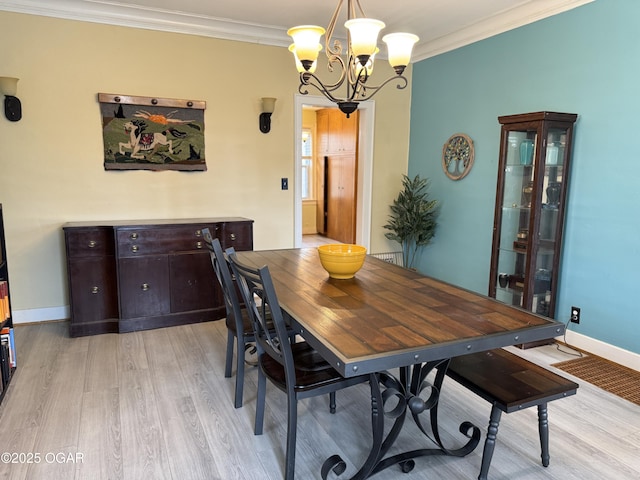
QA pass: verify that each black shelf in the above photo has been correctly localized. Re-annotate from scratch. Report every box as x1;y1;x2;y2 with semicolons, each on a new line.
0;204;16;402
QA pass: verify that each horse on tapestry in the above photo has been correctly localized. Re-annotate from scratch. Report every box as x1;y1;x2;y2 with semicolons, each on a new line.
118;119;182;160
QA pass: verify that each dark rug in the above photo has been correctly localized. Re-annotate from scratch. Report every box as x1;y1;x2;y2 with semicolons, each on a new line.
552;355;640;407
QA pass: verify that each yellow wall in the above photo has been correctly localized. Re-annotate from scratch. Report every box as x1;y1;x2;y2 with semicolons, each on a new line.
301;201;317;234
0;12;411;319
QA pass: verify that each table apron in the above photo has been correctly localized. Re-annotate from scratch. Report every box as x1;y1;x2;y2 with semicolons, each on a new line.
290;315;563;378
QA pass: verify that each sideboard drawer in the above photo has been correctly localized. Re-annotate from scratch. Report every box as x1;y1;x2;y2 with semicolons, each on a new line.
221;221;253;250
116;226;212;257
65;227;114;257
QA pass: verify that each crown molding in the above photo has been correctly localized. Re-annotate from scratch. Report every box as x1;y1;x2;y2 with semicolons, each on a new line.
0;0;594;59
412;0;594;61
0;0;291;47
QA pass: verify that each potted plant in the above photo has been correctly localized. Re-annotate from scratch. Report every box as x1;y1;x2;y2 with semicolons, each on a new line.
383;174;439;269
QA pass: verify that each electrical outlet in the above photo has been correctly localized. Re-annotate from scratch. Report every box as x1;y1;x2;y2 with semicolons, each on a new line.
570;306;581;324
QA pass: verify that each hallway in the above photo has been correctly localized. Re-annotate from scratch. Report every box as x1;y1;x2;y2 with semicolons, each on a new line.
301;234;340;248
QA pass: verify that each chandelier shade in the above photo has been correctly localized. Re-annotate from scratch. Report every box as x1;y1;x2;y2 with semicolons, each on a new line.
289;44;320;73
344;18;384;60
383;33;419;73
287;0;419;116
287;25;325;66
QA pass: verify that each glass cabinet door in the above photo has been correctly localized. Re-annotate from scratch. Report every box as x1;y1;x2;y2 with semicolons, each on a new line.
490;112;577;321
494;128;536;309
533;126;569;315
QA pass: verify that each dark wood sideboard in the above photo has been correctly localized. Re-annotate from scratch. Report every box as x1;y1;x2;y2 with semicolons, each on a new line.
63;218;253;337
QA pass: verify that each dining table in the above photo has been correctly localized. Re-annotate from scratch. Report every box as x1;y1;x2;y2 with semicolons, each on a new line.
237;248;565;480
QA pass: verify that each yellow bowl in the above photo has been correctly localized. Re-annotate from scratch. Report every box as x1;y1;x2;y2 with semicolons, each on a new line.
317;244;367;279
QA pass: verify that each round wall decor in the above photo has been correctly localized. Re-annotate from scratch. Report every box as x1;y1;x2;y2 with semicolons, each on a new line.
442;133;474;180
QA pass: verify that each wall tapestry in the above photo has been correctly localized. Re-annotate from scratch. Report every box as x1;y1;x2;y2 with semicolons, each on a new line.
99;93;206;171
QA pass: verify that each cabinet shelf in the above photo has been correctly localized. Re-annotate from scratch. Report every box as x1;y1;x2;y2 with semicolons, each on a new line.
489;111;577;343
0;204;16;402
502;206;531;212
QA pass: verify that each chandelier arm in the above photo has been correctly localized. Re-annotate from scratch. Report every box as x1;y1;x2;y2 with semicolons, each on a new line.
346;55;360;86
297;73;342;104
299;72;341;99
325;0;344;58
354;0;367;18
324;0;369;106
352;74;409;101
300;65;347;94
347;64;369;102
326;54;348;85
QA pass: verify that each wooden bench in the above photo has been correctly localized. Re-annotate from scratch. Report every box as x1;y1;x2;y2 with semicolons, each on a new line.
446;348;579;480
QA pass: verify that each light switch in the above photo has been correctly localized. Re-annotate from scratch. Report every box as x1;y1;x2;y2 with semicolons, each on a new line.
281;178;288;190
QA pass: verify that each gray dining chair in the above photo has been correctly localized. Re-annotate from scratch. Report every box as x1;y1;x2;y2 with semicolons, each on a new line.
202;229;258;408
226;248;368;480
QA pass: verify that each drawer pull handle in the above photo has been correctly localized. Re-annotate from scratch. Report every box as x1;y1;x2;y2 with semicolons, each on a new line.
141;283;150;291
230;233;236;241
131;245;139;253
88;240;97;248
195;229;202;237
91;286;99;294
130;233;139;240
196;241;203;249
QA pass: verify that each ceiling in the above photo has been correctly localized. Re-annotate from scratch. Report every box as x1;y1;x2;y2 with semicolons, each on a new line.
1;0;592;60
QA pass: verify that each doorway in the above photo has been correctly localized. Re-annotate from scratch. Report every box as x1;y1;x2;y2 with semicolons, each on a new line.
294;95;374;249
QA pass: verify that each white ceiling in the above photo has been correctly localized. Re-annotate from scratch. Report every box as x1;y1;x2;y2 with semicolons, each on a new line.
1;0;593;60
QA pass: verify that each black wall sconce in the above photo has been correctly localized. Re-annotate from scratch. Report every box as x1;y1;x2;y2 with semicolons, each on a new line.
0;77;21;122
259;97;276;133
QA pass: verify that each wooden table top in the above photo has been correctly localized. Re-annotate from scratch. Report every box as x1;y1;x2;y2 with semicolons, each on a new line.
238;249;565;378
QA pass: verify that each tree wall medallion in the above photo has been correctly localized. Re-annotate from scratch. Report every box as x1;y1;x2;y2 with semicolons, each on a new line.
442;133;474;180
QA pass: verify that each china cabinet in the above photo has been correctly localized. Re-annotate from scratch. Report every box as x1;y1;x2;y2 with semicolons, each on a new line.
489;112;577;341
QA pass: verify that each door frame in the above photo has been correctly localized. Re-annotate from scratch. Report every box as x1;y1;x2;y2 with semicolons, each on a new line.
294;94;374;249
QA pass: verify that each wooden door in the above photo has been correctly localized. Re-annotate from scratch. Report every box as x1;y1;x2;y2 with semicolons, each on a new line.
326;155;341;240
326;154;357;244
317;109;330;155
316;109;358;243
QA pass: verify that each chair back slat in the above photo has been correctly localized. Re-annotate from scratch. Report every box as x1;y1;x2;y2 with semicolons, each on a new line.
227;249;296;383
202;229;244;328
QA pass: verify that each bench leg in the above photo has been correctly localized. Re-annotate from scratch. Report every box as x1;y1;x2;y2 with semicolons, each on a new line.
478;405;502;480
537;403;550;467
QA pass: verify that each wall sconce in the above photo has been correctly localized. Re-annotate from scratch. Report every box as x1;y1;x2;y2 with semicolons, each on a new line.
0;77;21;122
259;97;276;133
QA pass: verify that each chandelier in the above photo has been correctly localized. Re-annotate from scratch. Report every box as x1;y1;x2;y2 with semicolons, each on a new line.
287;0;419;117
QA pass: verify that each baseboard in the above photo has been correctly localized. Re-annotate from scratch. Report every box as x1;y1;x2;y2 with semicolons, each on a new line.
12;306;69;324
557;329;640;371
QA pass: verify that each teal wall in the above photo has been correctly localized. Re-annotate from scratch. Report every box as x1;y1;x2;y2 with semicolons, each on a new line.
408;0;640;354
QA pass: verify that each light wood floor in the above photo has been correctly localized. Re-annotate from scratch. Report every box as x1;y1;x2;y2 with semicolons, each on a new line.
1;320;639;480
302;234;339;247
